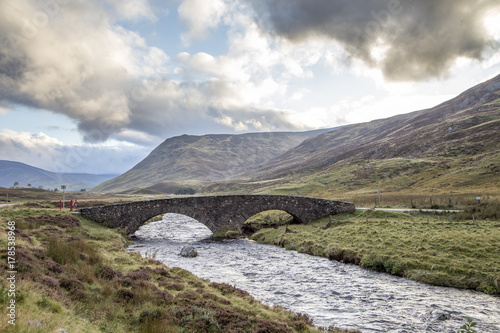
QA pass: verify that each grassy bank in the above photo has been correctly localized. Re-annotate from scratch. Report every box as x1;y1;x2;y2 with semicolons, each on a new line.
250;209;500;294
0;207;358;333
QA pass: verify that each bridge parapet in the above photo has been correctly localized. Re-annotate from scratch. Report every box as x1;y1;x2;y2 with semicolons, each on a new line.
79;195;355;235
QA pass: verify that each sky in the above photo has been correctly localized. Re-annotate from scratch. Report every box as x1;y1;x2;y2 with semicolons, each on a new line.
1;0;500;174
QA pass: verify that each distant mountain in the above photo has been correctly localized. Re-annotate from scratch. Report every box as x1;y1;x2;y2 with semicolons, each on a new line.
214;73;500;195
0;160;118;192
92;129;335;193
94;74;500;196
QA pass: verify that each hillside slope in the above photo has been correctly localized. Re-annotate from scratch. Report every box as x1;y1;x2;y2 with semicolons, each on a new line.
93;129;333;193
208;74;500;196
0;160;117;191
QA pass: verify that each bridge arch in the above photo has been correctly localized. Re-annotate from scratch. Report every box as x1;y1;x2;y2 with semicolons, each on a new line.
79;195;355;235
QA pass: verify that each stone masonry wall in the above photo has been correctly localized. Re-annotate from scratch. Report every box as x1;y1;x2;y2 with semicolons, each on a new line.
79;195;355;234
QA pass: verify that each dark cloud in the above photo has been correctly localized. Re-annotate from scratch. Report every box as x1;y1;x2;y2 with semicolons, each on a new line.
0;0;301;144
249;0;500;81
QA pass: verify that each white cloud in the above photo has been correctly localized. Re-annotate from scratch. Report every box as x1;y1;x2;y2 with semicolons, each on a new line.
178;0;227;42
113;129;161;146
0;129;149;174
106;0;157;22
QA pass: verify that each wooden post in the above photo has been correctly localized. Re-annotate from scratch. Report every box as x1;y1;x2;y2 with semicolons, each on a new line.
385;214;387;222
347;214;349;221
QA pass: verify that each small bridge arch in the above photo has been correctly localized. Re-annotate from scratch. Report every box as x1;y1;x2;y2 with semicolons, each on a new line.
79;195;355;235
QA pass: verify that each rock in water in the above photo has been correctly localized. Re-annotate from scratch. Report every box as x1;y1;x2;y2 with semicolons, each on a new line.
431;310;451;321
180;245;198;257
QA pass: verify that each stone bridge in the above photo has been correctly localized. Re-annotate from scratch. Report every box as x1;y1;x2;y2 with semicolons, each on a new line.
79;195;355;235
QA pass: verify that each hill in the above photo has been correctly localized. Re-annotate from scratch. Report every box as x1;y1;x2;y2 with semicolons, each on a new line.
0;160;117;192
92;129;334;193
206;74;500;196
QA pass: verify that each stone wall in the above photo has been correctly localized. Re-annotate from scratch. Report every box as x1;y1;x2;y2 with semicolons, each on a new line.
79;195;355;234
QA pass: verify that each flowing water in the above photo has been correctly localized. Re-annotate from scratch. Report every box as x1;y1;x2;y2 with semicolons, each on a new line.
127;213;500;332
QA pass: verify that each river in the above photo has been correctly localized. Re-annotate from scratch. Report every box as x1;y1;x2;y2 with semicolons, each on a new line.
127;213;500;332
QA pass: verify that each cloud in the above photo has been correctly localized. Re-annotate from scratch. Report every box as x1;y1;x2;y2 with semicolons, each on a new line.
178;0;227;41
106;0;157;22
0;0;158;141
248;0;500;81
0;129;149;174
209;107;301;132
0;0;305;145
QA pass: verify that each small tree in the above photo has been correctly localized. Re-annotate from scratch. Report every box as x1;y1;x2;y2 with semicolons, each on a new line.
27;183;31;188
458;317;477;333
54;188;59;192
13;181;19;187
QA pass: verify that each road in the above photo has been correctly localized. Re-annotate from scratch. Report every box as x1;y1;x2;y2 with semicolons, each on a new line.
0;203;16;208
358;207;463;213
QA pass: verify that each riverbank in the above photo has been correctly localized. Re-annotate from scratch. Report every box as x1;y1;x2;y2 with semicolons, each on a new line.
0;207;358;333
249;209;500;295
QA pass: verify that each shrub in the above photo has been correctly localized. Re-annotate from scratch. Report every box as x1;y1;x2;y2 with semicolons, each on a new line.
36;275;60;290
174;306;220;333
116;288;134;301
126;270;152;281
361;255;404;276
139;308;164;323
59;276;84;293
46;258;64;274
457;317;477;333
99;266;123;280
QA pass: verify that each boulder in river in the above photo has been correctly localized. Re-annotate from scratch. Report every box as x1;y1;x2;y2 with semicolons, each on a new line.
431;310;451;321
180;245;198;257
